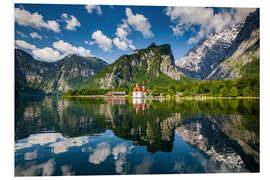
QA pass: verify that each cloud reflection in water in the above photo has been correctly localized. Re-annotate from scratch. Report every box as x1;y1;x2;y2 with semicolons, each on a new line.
89;142;111;164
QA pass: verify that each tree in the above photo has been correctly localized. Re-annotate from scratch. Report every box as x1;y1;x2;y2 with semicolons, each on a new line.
168;89;175;97
152;89;160;96
230;87;238;97
219;87;230;97
210;86;219;97
243;87;252;97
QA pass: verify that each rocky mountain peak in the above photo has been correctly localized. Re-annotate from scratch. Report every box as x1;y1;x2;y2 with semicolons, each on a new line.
147;42;157;48
175;9;259;80
85;43;190;89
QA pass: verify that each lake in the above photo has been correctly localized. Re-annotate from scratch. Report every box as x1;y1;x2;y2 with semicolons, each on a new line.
15;96;259;176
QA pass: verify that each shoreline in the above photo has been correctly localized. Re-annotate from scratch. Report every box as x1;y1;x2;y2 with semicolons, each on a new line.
62;95;259;100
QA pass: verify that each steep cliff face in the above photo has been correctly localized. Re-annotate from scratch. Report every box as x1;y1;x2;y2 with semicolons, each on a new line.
176;9;259;80
206;9;259;80
85;43;191;89
15;49;108;95
176;25;241;80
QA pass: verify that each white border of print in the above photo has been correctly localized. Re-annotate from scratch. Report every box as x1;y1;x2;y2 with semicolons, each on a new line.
1;0;269;180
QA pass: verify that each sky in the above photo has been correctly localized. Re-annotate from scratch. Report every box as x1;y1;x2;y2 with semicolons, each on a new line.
14;4;256;64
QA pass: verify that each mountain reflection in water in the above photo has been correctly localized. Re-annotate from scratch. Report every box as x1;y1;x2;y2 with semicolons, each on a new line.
15;96;259;176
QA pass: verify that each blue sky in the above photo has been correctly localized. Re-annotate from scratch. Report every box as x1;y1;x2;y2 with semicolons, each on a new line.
14;4;255;63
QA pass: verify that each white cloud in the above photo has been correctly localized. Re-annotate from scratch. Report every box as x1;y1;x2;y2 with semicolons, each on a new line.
15;40;60;61
129;44;136;50
61;13;68;18
112;8;152;51
61;13;81;31
24;149;38;161
15;39;92;61
112;143;127;160
15;40;62;60
15;40;36;50
49;136;89;154
32;47;62;61
16;31;28;38
113;21;136;51
112;143;128;174
231;8;257;26
16;132;90;156
135;156;154;174
15;133;64;150
89;142;111;164
115;156;126;174
61;165;75;176
53;40;92;57
90;30;112;51
15;8;60;33
85;5;102;15
125;8;153;38
115;23;130;40
30;32;42;40
15;159;55;176
165;7;256;44
113;37;128;51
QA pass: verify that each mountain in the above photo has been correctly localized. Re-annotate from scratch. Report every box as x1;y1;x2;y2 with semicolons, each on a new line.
84;42;193;89
176;9;259;80
206;9;259;80
15;49;108;95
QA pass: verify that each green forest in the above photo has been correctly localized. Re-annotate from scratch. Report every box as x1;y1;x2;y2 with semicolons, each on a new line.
62;75;259;97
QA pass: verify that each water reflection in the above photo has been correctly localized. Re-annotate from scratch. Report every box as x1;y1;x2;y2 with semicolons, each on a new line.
15;96;259;175
89;141;111;164
133;98;146;114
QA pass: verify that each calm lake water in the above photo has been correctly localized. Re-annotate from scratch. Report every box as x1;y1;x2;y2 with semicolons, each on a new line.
15;96;259;176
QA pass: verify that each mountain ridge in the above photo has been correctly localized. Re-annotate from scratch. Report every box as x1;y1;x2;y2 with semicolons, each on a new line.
15;8;259;95
176;9;259;80
83;42;193;89
15;49;108;95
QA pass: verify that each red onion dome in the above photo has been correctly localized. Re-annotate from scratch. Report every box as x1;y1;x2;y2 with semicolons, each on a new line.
142;82;145;86
137;88;141;91
142;88;146;92
133;88;137;92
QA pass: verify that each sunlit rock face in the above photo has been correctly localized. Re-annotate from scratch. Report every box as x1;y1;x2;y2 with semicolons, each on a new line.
176;25;241;80
206;9;259;80
176;9;259;80
89;43;188;89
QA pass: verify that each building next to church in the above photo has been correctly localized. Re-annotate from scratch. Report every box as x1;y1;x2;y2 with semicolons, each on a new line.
104;91;125;96
133;83;146;98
